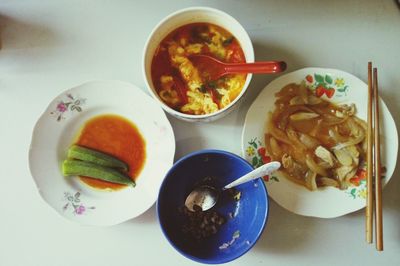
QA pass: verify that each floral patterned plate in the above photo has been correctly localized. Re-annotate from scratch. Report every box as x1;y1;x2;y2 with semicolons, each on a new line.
29;80;175;226
242;68;398;218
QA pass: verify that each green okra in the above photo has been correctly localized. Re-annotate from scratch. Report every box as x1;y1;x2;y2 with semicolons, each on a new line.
62;159;135;187
67;145;129;171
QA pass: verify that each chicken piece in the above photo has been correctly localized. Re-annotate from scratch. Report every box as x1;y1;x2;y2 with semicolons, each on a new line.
345;145;360;165
333;145;360;166
333;149;352;166
282;153;293;169
335;165;355;182
282;153;308;179
306;154;328;176
315;146;335;167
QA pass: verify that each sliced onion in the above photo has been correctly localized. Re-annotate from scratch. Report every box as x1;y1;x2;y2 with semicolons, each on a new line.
270;136;283;159
267;81;368;192
307;95;323;105
309;119;322;137
274;105;315;130
267;114;291;145
289;96;306;106
299;133;320;149
331;118;365;150
287;128;307;150
361;139;367;155
305;170;318;191
321;114;348;126
282;153;293;169
328;128;347;143
290;161;308;179
306;154;328;176
333;149;353;166
338;103;356;116
290;112;319;121
344;145;359;165
348;117;365;137
264;134;278;161
344;168;358;183
318;161;332;169
298;82;308;104
335;165;355;182
332;132;365;150
353;116;368;131
314;146;335;167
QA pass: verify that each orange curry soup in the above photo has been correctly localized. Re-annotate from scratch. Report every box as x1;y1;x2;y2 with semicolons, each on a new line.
151;22;246;115
75;114;146;190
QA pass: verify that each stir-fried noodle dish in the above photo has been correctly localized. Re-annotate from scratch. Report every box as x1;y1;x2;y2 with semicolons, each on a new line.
265;82;367;191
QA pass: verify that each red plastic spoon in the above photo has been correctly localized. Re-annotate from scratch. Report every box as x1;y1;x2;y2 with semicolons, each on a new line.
189;54;287;81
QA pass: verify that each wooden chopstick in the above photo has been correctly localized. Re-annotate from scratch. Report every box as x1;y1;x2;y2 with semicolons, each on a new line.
365;63;384;250
366;62;373;244
373;68;383;251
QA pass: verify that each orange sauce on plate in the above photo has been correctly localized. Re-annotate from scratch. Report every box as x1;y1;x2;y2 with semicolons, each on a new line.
75;114;146;190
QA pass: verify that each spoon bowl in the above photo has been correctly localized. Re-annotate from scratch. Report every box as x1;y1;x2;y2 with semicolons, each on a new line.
185;161;281;212
189;54;287;81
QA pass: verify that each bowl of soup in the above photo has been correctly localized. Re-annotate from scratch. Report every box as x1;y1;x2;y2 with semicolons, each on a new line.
143;7;254;122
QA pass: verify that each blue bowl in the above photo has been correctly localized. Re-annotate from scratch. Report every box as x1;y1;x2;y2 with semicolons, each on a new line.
157;149;269;264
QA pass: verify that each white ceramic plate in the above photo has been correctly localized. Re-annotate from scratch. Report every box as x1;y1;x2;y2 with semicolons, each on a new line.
242;68;398;218
29;80;175;226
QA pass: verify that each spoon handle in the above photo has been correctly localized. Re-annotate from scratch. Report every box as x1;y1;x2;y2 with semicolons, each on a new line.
223;161;281;190
224;61;287;74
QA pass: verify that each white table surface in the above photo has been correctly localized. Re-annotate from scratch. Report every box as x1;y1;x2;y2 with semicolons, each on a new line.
1;1;399;265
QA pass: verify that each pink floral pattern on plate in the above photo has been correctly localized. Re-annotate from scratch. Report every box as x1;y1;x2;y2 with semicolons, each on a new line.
50;93;86;121
63;191;95;215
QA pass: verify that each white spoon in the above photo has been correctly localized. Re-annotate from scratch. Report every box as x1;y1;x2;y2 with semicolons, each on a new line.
184;161;281;212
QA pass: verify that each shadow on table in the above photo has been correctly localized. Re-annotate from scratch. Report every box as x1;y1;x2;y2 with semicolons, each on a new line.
395;0;400;10
254;155;400;255
380;156;400;237
0;13;58;50
253;200;315;254
130;204;157;225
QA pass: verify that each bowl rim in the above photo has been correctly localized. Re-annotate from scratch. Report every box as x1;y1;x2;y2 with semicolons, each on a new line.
156;149;269;264
142;6;255;121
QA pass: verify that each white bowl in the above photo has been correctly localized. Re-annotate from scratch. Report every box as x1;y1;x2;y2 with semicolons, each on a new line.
143;7;254;122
